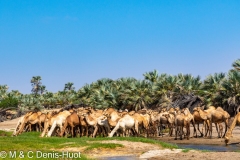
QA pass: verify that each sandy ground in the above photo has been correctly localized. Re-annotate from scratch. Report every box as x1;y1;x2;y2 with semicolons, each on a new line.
1;118;240;159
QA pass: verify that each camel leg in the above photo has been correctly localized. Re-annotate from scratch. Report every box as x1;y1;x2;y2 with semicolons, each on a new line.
47;121;57;137
109;122;120;137
174;125;178;140
191;120;196;138
86;126;89;137
223;120;228;137
180;126;183;140
71;125;74;138
209;121;213;138
134;121;139;137
214;123;220;138
197;123;203;137
93;125;99;138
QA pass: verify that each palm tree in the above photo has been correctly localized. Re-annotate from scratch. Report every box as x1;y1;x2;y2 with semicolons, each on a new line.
120;80;153;111
153;74;178;108
200;73;226;106
64;82;75;91
232;59;240;71
143;69;159;83
222;70;240;113
0;85;9;101
31;76;42;96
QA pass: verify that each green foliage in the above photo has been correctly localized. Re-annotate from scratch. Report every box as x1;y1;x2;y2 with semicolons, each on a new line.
0;131;179;160
0;96;18;109
2;59;240;111
182;148;191;152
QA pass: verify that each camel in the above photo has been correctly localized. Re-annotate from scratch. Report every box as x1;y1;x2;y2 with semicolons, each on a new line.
196;106;229;138
40;110;71;137
93;115;111;137
182;108;197;138
40;111;57;137
46;110;71;137
14;111;43;136
131;112;150;137
81;112;98;137
59;112;80;137
225;112;240;145
103;108;122;128
108;114;139;137
77;108;90;137
149;111;162;137
12;116;25;136
192;107;206;137
174;109;191;140
162;112;175;137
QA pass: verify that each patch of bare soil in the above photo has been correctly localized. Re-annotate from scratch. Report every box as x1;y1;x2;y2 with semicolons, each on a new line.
0;116;22;131
89;140;163;158
154;125;240;145
147;150;240;160
57;140;162;159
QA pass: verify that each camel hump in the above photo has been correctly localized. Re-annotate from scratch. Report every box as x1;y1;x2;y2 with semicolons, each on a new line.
216;107;224;112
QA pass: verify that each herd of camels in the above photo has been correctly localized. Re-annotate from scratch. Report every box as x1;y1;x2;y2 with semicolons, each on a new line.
11;105;240;145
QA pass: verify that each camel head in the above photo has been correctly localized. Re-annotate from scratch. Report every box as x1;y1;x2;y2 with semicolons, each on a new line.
162;113;170;118
224;136;230;145
128;111;135;116
193;107;198;112
195;107;202;112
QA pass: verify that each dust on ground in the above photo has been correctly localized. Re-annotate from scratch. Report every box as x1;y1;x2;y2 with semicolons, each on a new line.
1;118;240;159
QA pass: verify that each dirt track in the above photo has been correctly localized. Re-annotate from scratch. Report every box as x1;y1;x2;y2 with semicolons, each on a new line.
1;118;240;159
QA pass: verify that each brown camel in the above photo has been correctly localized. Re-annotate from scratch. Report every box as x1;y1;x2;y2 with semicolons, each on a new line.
162;112;175;137
196;106;229;138
59;112;80;137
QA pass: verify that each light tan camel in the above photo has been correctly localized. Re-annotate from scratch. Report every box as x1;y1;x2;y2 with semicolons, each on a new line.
108;114;139;137
40;110;71;137
131;113;150;137
192;107;206;137
15;111;43;136
225;112;240;145
182;108;197;138
81;112;99;137
12;116;25;136
46;110;71;137
81;107;110;138
103;108;122;128
94;115;111;137
174;109;191;140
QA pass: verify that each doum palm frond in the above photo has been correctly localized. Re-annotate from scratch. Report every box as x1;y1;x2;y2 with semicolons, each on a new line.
232;59;240;71
143;69;159;83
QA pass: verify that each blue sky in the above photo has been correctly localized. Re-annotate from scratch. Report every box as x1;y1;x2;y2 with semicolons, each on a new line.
0;1;240;93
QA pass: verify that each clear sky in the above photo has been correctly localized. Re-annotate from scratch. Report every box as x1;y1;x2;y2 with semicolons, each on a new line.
0;1;240;94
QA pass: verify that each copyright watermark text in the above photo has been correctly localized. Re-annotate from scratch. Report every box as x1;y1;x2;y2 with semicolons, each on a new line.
0;151;81;159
